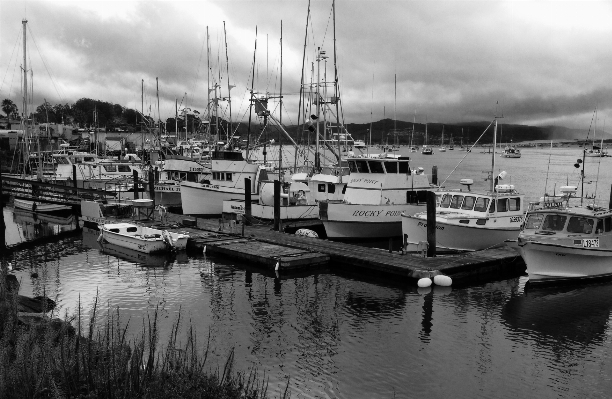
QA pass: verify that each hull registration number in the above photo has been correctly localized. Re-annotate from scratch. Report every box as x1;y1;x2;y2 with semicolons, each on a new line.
583;238;599;248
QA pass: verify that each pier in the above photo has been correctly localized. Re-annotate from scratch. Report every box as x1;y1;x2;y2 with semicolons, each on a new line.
131;211;525;285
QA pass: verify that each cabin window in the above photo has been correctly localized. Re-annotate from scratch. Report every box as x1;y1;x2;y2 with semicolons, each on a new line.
476;219;487;225
348;161;358;173
341;185;347;194
459;220;469;224
407;191;418;204
118;165;131;172
542;214;568;231
462;196;475;210
567;216;594;234
450;195;463;209
355;160;369;173
398;161;409;174
509;198;521;211
385;161;398;174
497;199;508;212
605;217;612;232
327;184;336;194
488;200;496;213
226;173;232;181
440;194;451;208
368;161;385;174
596;219;604;234
318;184;326;193
127;227;138;233
84;157;96;162
110;228;120;233
103;165;117;172
524;213;544;229
180;172;187;181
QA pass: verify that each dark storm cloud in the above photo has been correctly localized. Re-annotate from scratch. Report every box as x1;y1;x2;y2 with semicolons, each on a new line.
1;0;611;130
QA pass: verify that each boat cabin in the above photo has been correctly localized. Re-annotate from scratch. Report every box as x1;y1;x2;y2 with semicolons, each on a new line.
437;191;522;216
523;208;612;236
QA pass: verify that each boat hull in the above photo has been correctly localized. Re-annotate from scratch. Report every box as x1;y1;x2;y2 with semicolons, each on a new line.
517;241;612;283
402;214;520;251
101;227;188;254
321;202;426;239
154;183;182;206
14;198;71;213
222;200;318;221
180;181;259;216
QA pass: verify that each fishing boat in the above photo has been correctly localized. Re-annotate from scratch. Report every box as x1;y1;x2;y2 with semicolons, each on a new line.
180;149;271;216
421;146;433;155
99;222;188;253
501;145;521;158
507;111;612;283
222;170;347;221
402;118;525;252
154;157;211;207
319;156;433;239
507;187;612;284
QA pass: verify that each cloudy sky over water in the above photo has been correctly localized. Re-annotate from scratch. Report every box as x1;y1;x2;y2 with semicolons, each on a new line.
1;0;611;130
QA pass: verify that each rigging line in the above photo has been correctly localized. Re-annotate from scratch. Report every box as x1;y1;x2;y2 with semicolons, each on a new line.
543;140;552;198
594;118;604;201
0;30;22;95
27;25;65;103
320;4;334;49
440;119;495;187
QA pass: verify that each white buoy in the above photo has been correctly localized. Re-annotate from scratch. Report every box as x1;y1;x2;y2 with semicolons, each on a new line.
417;277;432;288
8;262;12;271
275;261;280;271
203;245;207;254
433;275;452;287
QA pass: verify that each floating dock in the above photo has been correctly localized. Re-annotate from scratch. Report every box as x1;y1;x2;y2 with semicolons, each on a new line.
148;212;525;285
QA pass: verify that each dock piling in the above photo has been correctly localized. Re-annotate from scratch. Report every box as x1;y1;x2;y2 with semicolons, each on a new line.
148;169;155;208
432;166;438;186
426;191;436;257
274;180;280;231
133;170;139;200
244;178;252;226
609;184;612;209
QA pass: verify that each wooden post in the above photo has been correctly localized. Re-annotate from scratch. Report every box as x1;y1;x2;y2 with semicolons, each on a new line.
0;169;5;252
72;165;78;189
133;170;139;200
388;237;393;253
244;178;252;226
609;184;612;209
426;191;436;257
274;180;280;231
148;169;155;207
432;165;438;186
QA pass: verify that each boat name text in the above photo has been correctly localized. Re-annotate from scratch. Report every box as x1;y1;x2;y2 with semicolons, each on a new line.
352;210;403;217
349;178;379;185
417;221;445;231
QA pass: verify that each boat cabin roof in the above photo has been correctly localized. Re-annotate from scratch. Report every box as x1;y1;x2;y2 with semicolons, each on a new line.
347;157;411;174
103;223;138;229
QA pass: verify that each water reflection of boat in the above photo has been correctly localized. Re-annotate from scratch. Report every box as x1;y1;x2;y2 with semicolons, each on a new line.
501;282;612;346
100;241;175;268
11;208;76;242
13;208;75;225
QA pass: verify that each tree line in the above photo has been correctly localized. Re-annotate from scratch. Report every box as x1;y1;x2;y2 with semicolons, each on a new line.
1;97;204;133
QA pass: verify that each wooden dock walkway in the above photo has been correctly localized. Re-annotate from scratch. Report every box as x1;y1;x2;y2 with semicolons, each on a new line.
153;212;525;285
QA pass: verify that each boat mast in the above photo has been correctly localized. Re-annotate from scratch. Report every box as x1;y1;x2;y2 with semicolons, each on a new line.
295;0;310;172
21;19;29;176
247;26;257;161
279;21;283;180
491;118;498;192
333;0;341;163
206;26;210;141
315;47;323;171
223;21;232;145
394;74;396;147
370;73;374;147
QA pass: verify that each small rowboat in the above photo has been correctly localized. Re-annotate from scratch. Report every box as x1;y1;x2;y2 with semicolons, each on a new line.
99;223;188;253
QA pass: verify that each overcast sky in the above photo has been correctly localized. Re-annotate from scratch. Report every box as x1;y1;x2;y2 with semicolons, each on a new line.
1;0;612;131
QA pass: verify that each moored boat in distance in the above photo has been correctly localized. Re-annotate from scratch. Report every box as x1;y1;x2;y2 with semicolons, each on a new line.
501;145;521;158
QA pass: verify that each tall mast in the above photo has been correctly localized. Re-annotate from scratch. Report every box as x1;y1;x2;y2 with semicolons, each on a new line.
279;21;283;180
295;0;310;172
175;99;178;140
223;21;232;143
491;118;497;192
156;77;160;132
141;79;144;127
22;19;29;175
206;26;210;138
370;73;374;147
333;0;341;163
247;26;257;160
394;74;397;145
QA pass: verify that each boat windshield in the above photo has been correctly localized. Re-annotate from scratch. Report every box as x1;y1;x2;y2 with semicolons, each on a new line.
474;197;489;212
524;213;545;229
541;214;568;231
566;216;594;234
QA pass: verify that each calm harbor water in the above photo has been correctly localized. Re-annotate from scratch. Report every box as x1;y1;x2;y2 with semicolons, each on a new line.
4;146;612;398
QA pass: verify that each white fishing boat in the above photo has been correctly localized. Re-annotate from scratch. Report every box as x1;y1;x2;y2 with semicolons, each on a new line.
353;139;367;149
507;187;612;283
180;149;271;216
99;222;188;253
222;171;348;221
154;157;211;207
500;145;521;158
421;146;433;155
402;118;525;252
319;156;433;239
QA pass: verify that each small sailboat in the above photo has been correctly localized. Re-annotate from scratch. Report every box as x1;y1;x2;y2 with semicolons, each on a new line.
439;125;447;152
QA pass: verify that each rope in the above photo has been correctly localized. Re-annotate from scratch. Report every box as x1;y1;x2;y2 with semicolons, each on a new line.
440;119;495;187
